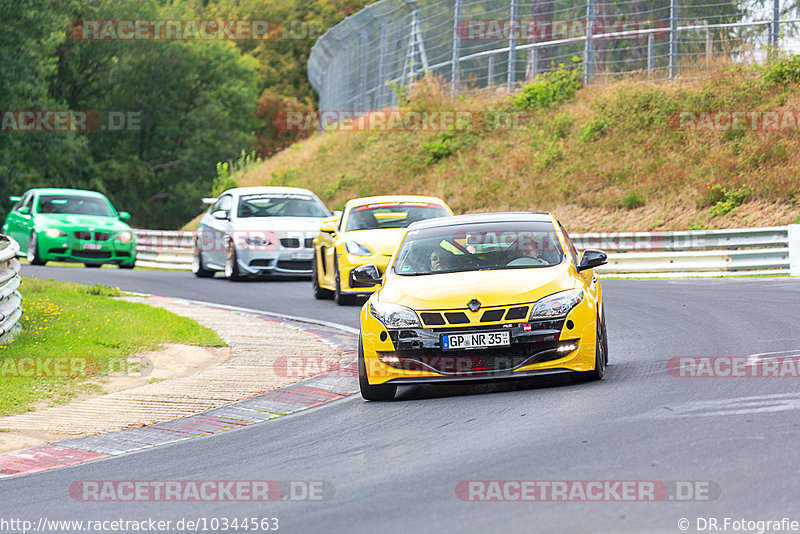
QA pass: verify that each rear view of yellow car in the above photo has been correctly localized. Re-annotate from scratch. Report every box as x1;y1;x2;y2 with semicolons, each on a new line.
357;212;608;400
312;195;452;305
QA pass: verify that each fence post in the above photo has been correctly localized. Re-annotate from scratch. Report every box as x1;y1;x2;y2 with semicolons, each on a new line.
371;8;388;109
488;54;495;89
647;33;654;76
451;0;462;99
526;47;538;81
669;0;677;80
789;224;800;277
584;0;594;85
771;0;780;49
507;0;519;93
704;21;711;66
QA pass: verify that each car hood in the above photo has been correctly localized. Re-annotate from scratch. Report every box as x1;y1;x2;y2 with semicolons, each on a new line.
231;217;327;235
34;214;131;232
378;264;576;310
342;228;407;256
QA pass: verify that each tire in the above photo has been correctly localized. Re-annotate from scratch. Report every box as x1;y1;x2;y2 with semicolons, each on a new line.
118;262;135;270
27;233;46;266
570;315;607;383
84;263;103;268
334;257;355;305
312;252;333;299
358;337;396;401
224;244;245;281
192;246;214;278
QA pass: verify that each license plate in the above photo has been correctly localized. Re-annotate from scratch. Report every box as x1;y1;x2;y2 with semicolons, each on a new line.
291;251;314;260
442;331;510;350
82;243;102;250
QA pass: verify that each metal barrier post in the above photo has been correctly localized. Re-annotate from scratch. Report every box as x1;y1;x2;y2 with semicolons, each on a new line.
647;33;654;76
507;0;518;93
669;0;677;80
451;0;463;99
789;224;800;277
584;0;594;85
771;0;780;49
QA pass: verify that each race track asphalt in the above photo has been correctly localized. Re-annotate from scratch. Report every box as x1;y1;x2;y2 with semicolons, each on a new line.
3;265;800;533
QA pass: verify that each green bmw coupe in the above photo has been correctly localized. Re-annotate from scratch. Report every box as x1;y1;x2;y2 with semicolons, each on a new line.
2;188;136;268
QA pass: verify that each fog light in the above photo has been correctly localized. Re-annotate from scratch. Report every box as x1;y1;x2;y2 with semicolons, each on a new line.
380;355;400;364
557;343;578;353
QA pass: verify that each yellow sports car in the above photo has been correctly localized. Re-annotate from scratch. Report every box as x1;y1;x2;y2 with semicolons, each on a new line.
312;195;453;305
356;212;608;400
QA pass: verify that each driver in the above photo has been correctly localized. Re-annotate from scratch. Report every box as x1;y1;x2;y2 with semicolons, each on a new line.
430;248;453;272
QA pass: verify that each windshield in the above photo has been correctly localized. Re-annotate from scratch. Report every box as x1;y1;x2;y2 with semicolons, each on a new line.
345;202;449;231
237;193;329;218
37;195;116;217
394;221;565;275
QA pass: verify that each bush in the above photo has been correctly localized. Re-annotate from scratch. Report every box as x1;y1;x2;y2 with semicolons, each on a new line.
708;185;750;218
761;54;800;86
581;119;609;142
423;129;475;164
512;57;583;111
619;192;645;210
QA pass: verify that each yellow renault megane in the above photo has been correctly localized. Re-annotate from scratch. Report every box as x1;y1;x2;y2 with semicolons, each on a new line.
356;212;609;400
312;195;452;305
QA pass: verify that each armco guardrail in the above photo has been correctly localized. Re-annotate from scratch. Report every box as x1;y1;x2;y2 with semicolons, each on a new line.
0;235;23;344
134;225;800;277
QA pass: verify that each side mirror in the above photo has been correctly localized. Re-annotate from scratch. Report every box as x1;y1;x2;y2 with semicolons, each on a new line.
351;264;382;285
9;196;21;203
17;206;30;215
119;211;131;221
319;217;337;234
212;210;229;221
577;249;607;272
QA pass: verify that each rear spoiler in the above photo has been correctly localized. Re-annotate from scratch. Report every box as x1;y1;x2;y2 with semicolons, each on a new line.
202;197;217;205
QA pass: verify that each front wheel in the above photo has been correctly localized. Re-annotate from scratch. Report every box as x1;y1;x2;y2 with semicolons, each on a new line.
192;246;214;278
224;244;245;281
571;316;607;383
358;337;396;401
334;258;355;305
312;253;333;299
118;262;135;270
27;233;46;266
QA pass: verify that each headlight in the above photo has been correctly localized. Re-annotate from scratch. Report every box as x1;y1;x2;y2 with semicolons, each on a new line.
245;236;266;246
345;240;372;256
44;228;66;238
530;289;584;320
369;302;421;329
117;231;133;243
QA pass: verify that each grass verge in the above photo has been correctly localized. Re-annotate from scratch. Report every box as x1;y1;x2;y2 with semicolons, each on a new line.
0;278;225;417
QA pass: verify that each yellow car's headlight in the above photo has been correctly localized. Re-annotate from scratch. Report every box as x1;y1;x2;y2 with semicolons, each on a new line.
44;228;66;238
345;240;372;256
117;231;133;243
370;302;421;329
530;289;584;320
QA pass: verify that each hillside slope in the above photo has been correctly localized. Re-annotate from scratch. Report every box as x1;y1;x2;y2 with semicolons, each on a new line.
209;64;800;232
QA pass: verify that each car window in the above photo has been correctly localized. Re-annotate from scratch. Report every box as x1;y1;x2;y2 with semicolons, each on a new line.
394;221;565;275
212;195;232;215
16;193;31;212
558;221;579;267
345;202;449;231
237;193;328;218
37;195;116;217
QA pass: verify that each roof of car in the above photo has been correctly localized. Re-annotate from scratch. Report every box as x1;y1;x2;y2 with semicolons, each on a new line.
408;212;555;230
27;188;108;198
223;186;318;197
346;195;448;208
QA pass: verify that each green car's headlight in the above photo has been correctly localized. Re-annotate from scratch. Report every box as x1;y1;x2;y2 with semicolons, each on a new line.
345;240;372;256
117;231;133;243
530;289;584;320
370;302;421;329
44;228;66;238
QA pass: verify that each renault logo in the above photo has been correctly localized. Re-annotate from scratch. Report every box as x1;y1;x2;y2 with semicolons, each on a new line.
467;299;482;312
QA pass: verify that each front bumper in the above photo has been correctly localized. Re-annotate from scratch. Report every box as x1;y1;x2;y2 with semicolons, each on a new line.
38;233;136;264
236;247;315;277
360;302;598;385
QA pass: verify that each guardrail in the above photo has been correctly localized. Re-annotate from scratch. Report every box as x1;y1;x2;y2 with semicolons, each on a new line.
133;225;800;277
0;235;23;344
